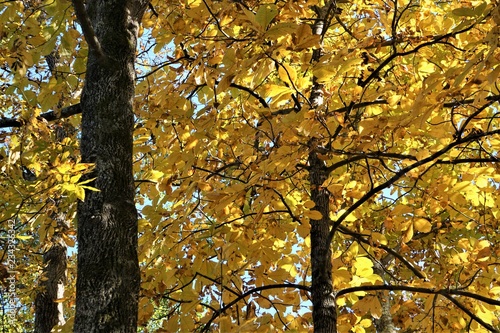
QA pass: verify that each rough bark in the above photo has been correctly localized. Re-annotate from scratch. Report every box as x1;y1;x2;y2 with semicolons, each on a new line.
74;1;147;332
308;4;337;333
373;256;396;332
374;290;396;333
309;151;336;333
34;237;67;333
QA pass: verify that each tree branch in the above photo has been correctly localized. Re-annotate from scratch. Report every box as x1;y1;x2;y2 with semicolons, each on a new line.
323;94;500;119
438;294;498;332
358;23;477;88
436;157;499;164
0;104;82;129
327;128;500;243
147;2;158;17
230;83;269;108
337;225;425;279
72;0;106;61
200;283;310;332
338;284;500;307
337;284;500;332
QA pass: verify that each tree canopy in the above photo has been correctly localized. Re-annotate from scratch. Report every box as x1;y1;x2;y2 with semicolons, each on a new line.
2;0;500;332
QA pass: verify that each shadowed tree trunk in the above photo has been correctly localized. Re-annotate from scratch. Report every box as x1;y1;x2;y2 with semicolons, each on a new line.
34;127;73;333
34;231;67;333
308;150;337;333
73;0;148;332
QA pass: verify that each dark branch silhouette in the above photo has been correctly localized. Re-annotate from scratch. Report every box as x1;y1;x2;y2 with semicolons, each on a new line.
0;104;82;129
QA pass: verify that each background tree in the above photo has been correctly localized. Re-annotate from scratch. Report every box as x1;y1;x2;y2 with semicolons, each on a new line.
2;0;500;332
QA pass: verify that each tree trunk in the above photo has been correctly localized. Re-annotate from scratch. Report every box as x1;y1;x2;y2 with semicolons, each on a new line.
34;237;66;333
35;134;72;333
373;258;396;332
374;290;396;333
309;151;336;333
74;1;147;332
308;4;337;332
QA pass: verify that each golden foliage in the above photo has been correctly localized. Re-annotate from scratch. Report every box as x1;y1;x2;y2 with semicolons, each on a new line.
2;0;500;332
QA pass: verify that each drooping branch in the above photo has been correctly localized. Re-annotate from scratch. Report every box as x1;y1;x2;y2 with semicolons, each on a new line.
337;225;425;279
337;284;500;332
0;104;82;129
327;128;500;243
199;283;310;333
358;22;477;88
441;293;498;333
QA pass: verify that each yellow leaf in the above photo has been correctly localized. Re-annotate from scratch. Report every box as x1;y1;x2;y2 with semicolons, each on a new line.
327;184;343;194
62;233;75;247
371;232;387;245
387;95;401;107
134;135;150;145
416;149;430;160
352;326;365;333
279;257;298;278
353;257;373;277
75;185;85;201
146;170;164;182
53;298;69;303
365;105;384;116
452;2;486;17
57;164;72;174
418;60;435;76
303;200;316;209
304;210;323;220
255;4;278;29
295;24;312;43
359;318;372;328
452;181;474;192
15;235;32;240
263;84;293;98
414;218;432;233
278;63;297;86
402;223;414;243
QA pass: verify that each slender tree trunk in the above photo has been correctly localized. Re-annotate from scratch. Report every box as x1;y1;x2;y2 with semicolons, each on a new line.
308;4;337;332
309;152;337;333
373;257;396;332
35;124;72;333
74;1;147;332
34;235;66;333
374;290;396;333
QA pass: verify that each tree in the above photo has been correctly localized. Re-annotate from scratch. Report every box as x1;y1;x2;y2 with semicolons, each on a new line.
2;0;148;332
71;0;149;331
2;0;500;332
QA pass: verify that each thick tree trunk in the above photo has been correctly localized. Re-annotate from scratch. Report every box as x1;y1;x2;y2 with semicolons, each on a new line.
308;152;336;333
74;1;147;332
